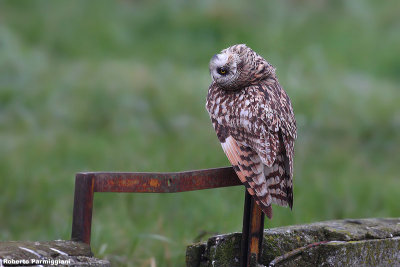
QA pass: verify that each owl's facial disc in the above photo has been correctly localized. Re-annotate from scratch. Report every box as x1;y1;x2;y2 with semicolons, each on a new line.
209;52;240;89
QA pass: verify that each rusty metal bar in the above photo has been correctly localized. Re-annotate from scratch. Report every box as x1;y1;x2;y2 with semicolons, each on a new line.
71;167;240;245
240;190;265;267
71;173;95;244
71;166;264;266
240;190;252;266
92;167;241;193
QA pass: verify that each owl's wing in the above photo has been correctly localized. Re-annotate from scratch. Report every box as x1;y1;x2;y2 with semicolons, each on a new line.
213;129;292;218
259;81;297;140
259;81;296;204
207;82;296;218
211;119;273;218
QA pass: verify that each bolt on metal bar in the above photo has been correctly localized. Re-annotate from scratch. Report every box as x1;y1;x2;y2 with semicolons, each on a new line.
70;166;264;267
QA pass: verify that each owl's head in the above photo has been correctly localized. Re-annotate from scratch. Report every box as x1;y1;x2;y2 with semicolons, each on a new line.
209;44;275;90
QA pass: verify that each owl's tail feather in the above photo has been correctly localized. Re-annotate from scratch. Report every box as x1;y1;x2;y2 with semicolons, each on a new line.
241;179;273;219
263;154;291;209
221;135;290;219
256;199;273;219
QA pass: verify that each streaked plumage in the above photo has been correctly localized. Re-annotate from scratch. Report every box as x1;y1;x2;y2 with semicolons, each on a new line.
206;44;297;218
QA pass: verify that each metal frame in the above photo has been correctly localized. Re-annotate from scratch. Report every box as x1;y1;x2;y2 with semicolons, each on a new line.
71;167;265;267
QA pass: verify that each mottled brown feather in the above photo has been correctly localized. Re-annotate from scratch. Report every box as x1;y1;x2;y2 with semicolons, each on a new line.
206;44;296;218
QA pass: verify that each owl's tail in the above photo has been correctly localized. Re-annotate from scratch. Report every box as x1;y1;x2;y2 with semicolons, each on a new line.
251;136;293;219
263;152;293;210
220;135;292;219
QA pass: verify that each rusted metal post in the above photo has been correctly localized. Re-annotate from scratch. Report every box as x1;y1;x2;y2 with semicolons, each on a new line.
70;167;241;245
240;190;265;267
71;173;94;244
70;167;264;264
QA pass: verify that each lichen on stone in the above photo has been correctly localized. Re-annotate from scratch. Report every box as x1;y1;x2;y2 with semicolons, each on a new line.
186;218;400;267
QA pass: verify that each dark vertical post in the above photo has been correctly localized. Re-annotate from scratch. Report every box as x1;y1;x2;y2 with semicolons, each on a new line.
71;173;95;244
240;190;265;267
240;190;251;267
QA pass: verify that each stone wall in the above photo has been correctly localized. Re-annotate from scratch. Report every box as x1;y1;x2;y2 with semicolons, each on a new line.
186;218;400;267
0;240;109;267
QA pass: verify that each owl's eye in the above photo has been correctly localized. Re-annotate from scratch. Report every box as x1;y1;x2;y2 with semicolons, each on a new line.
217;67;228;75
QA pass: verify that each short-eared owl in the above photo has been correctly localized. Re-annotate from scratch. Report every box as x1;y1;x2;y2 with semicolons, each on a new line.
206;44;297;218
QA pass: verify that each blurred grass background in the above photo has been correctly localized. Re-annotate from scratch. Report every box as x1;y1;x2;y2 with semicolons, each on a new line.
0;0;399;266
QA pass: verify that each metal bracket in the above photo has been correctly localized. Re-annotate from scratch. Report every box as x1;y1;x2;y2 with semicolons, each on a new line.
71;167;264;267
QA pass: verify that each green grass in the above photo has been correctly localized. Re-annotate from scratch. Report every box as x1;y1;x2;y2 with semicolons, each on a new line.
1;0;399;266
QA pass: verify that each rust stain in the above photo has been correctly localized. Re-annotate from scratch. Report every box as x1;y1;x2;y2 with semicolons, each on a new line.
250;238;259;254
120;179;139;187
149;179;160;187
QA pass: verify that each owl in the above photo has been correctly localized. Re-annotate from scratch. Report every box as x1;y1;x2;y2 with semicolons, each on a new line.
206;44;297;219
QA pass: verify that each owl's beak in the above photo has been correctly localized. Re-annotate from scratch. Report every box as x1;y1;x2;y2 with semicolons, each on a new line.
210;53;230;82
210;54;220;76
